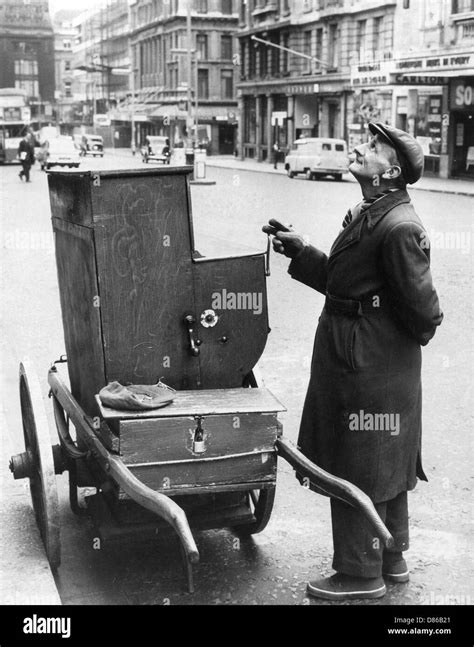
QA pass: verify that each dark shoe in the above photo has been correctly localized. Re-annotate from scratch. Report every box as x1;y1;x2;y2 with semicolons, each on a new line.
382;555;409;583
307;573;386;600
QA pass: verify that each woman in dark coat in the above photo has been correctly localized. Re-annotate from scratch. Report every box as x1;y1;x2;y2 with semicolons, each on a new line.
264;122;443;600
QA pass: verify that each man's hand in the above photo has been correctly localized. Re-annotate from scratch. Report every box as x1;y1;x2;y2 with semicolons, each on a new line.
262;219;307;259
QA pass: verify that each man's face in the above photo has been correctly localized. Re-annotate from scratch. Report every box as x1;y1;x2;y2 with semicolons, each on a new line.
349;134;398;184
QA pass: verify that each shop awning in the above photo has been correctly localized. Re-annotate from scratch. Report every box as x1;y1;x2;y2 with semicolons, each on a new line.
149;105;188;119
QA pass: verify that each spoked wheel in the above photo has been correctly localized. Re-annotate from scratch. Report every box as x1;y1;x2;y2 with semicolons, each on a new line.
237;486;276;535
18;360;60;569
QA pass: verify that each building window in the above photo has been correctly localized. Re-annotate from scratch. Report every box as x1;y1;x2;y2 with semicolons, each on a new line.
221;35;232;59
460;19;474;37
64;81;72;97
373;17;383;59
196;0;208;13
452;0;474;12
258;43;267;76
221;69;233;98
356;19;367;61
15;79;39;97
222;0;232;13
304;30;312;72
196;34;208;60
328;23;339;69
249;38;257;76
271;35;280;75
281;32;289;73
14;59;38;75
64;60;71;71
198;68;209;98
315;27;323;71
63;39;71;49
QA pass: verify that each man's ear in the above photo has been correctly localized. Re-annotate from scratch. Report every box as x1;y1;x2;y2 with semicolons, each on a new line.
381;165;402;180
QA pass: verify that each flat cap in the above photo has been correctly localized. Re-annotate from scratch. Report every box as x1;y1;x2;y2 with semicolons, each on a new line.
368;122;424;184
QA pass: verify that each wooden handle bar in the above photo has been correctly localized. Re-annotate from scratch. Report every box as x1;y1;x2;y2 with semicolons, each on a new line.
276;436;394;549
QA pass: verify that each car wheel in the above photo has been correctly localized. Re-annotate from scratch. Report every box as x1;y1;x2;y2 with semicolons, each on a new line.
74;164;80;168
287;168;295;178
305;169;314;181
334;174;343;181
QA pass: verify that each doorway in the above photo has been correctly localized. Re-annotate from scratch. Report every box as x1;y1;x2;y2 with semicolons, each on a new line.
218;124;235;155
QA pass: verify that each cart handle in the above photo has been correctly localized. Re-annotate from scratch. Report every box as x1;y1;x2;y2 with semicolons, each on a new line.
276;436;394;549
48;368;199;568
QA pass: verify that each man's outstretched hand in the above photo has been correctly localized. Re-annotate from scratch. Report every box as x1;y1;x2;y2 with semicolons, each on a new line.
262;219;307;259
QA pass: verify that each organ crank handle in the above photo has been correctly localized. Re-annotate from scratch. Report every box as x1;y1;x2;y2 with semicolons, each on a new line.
183;314;201;356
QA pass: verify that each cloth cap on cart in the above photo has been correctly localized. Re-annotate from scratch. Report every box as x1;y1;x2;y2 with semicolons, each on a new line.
99;380;175;410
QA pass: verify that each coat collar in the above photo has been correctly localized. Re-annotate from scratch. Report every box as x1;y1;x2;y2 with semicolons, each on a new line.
364;189;411;231
329;189;411;258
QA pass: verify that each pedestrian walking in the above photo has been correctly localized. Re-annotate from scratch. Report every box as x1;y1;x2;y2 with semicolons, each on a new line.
18;132;35;182
263;122;443;600
273;141;280;169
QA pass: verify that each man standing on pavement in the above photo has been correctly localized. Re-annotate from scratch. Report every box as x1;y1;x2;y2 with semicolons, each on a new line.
263;122;443;600
273;141;280;169
18;132;35;183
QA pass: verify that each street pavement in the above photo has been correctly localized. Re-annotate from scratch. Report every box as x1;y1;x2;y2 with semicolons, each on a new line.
0;151;472;608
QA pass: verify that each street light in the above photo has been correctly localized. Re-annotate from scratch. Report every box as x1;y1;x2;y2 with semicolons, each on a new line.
170;48;199;149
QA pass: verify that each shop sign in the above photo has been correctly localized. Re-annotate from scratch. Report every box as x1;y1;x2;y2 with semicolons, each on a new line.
450;81;474;109
286;84;318;94
351;62;392;87
395;54;472;73
393;74;448;85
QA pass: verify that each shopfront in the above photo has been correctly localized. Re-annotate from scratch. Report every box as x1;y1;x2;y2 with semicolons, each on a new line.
449;77;474;177
239;81;319;162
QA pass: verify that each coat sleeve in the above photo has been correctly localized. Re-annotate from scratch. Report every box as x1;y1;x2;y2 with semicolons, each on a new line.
382;221;443;346
287;244;328;295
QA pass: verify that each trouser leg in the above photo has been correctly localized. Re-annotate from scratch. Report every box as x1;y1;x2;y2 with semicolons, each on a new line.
331;491;409;578
382;491;409;561
24;163;30;181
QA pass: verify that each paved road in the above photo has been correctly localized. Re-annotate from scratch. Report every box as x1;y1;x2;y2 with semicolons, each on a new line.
1;155;472;606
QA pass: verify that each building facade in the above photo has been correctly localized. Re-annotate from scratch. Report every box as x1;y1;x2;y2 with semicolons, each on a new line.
0;0;55;121
389;0;474;178
236;0;396;162
52;10;78;129
237;0;473;178
126;0;239;154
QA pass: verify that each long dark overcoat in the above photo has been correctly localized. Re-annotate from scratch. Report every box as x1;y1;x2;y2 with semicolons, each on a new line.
289;189;443;503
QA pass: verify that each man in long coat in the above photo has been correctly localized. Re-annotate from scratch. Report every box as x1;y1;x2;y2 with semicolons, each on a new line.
18;132;35;182
264;122;443;600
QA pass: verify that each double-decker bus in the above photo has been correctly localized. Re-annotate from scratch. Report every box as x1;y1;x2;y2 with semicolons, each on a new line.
0;88;31;163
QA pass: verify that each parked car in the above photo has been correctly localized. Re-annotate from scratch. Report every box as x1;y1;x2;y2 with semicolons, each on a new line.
37;136;81;170
284;137;349;181
141;135;170;164
79;134;104;157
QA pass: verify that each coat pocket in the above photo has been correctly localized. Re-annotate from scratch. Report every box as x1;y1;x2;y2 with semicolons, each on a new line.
347;318;360;370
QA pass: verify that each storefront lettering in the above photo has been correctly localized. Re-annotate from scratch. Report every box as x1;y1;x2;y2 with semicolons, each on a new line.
396;55;471;71
455;84;473;106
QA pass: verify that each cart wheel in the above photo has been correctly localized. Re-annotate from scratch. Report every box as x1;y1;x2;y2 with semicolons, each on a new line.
236;486;276;535
19;360;60;569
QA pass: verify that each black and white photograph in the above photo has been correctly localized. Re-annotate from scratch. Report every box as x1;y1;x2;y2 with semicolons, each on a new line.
0;0;472;642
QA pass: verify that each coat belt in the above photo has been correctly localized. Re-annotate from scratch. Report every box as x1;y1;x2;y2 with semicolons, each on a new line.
324;292;387;317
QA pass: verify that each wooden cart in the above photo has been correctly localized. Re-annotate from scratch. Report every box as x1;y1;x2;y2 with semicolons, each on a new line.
9;166;394;592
